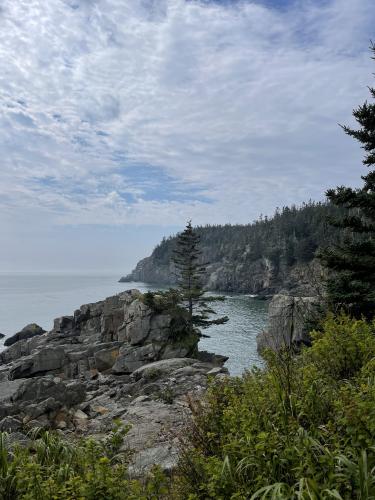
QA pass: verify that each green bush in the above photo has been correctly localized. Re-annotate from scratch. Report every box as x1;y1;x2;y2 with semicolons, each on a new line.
0;425;169;500
175;315;375;499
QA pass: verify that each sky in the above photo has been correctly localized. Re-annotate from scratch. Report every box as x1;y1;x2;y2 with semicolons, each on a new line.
0;0;374;273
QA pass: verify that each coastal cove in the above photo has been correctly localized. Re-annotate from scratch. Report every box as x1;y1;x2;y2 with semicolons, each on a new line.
0;273;268;376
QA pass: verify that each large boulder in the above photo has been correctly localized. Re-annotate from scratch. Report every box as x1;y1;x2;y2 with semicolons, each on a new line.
131;358;197;381
0;334;43;365
94;345;120;372
112;344;160;374
53;316;75;334
12;376;85;406
257;294;320;352
10;346;65;379
4;323;46;347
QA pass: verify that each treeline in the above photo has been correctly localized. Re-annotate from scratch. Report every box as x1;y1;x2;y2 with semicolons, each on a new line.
149;201;345;289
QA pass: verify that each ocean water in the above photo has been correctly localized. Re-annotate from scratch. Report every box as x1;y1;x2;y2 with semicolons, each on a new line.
0;273;268;376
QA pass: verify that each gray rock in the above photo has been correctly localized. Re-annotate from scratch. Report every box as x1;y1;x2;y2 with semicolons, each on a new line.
120;299;152;345
257;294;320;352
129;444;179;475
0;333;4;339
12;377;86;407
131;358;197;381
161;342;193;360
94;346;120;372
53;316;75;333
0;416;22;432
207;366;229;376
3;432;31;448
112;344;159;374
22;397;61;419
10;346;65;379
197;351;229;366
0;288;225;475
0;379;25;403
4;323;46;347
0;334;43;366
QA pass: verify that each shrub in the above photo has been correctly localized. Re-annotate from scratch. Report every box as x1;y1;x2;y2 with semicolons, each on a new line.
0;425;170;500
175;315;375;499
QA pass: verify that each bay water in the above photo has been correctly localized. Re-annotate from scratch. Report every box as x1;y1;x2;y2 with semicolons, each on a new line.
0;273;268;376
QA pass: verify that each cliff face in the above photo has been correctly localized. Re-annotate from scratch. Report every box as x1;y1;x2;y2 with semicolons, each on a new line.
120;202;339;295
121;256;324;296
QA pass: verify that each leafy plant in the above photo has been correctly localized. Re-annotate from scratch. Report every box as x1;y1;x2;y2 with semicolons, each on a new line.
175;315;375;499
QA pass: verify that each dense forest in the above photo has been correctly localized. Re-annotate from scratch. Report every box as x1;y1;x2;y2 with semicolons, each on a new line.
121;201;345;295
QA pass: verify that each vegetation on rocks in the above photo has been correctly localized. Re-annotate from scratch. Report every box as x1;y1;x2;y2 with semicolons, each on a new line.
175;314;375;499
121;201;345;294
0;424;169;500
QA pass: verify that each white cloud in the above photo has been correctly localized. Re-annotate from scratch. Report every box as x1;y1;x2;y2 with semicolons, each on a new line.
0;0;374;234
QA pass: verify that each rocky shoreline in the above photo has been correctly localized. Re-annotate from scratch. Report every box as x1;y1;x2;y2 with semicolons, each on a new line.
0;289;228;474
120;257;323;297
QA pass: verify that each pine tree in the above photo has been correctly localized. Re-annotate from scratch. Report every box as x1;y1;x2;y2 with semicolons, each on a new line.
320;43;375;318
173;221;228;330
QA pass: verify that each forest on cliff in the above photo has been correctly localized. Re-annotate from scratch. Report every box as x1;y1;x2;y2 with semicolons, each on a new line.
123;201;345;294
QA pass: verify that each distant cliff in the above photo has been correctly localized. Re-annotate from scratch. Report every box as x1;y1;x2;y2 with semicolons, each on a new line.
120;202;344;296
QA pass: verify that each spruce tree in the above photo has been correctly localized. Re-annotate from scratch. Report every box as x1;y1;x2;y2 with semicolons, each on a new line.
173;221;228;330
321;44;375;318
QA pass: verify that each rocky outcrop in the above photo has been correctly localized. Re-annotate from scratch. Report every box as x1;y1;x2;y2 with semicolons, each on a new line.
0;289;228;473
257;294;321;352
120;255;324;297
4;323;46;347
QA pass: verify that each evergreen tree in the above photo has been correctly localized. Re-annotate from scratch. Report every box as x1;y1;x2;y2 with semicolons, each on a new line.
173;220;228;329
320;44;375;318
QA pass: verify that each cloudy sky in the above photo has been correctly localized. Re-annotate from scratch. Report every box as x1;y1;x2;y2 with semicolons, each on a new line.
0;0;374;273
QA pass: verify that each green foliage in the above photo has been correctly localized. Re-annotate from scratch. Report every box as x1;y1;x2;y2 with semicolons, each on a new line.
141;288;183;315
145;201;345;293
157;386;175;404
176;315;375;499
320;44;375;319
0;424;170;500
172;220;228;330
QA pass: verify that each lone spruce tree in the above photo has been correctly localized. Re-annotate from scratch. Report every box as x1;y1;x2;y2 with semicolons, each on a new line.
320;43;375;318
173;221;228;330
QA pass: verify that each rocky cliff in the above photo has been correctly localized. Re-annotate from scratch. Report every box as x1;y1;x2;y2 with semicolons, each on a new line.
0;290;227;474
120;202;339;295
121;255;324;296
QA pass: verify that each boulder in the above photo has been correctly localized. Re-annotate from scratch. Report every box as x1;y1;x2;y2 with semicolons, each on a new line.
112;344;159;374
129;444;179;475
53;316;75;333
0;334;43;365
10;346;65;379
4;323;46;347
131;358;197;381
120;299;152;344
94;346;120;372
0;333;4;339
197;351;229;366
257;294;320;352
0;379;25;404
0;416;22;432
11;377;86;407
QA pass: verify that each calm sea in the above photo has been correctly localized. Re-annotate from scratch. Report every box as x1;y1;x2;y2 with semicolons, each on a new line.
0;273;268;376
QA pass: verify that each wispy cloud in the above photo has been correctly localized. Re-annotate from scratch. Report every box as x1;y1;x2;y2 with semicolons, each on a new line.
0;0;374;231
